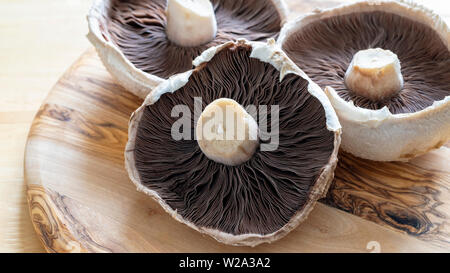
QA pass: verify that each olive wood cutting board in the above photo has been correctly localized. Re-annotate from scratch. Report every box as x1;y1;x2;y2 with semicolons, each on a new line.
24;0;450;253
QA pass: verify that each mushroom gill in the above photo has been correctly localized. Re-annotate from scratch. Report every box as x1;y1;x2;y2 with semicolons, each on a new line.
106;0;285;79
126;40;341;245
282;11;450;114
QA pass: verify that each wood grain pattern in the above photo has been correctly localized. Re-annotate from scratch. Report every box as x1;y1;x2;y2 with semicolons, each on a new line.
22;0;450;253
27;185;90;253
324;151;450;249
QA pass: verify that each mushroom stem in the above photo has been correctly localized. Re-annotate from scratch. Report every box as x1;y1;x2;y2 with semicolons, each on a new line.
196;98;259;166
165;0;217;47
345;48;404;101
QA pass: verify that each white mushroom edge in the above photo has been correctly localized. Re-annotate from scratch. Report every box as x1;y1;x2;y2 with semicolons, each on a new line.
278;0;450;161
125;39;342;247
87;0;290;100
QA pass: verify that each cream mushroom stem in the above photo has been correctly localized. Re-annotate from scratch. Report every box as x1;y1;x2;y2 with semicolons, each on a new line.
344;48;404;101
165;0;217;47
196;98;259;166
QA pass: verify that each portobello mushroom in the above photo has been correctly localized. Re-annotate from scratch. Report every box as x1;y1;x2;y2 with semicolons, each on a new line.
125;40;341;246
279;0;450;161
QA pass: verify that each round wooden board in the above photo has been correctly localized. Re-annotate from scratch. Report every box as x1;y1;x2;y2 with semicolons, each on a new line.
25;1;450;253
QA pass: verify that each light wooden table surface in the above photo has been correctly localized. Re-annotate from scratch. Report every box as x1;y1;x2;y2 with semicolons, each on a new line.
1;0;449;253
0;0;92;253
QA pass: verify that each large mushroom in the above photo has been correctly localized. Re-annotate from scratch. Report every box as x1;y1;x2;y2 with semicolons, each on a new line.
125;40;341;246
279;0;450;161
87;0;288;99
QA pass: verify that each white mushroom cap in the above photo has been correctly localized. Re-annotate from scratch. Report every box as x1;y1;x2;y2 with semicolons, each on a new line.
87;0;289;100
125;39;341;246
325;87;450;161
278;0;450;161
